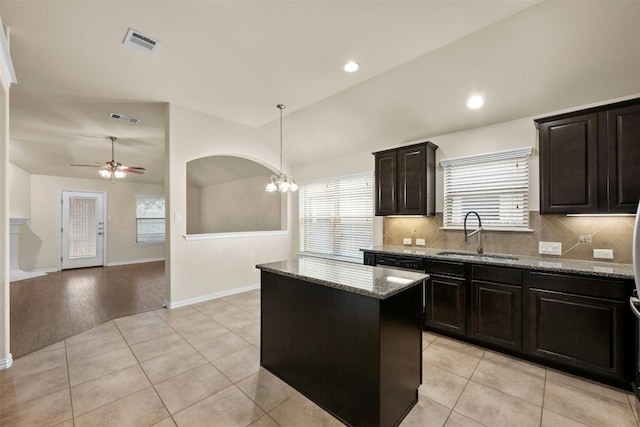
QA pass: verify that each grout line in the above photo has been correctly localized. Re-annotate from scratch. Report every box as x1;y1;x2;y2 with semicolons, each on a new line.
63;338;76;426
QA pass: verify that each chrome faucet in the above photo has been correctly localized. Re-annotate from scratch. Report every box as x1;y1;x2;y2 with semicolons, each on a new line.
463;211;484;254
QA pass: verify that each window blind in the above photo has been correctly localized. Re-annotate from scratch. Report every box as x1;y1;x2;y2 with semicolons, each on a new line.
299;173;373;261
441;147;532;230
136;195;166;244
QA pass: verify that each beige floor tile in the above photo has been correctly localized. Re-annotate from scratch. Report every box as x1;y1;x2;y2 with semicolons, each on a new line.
66;333;128;364
65;321;120;346
544;373;637;427
541;409;589;427
151;417;177;427
53;420;75;427
162;311;215;332
74;386;169;427
200;301;247;318
172;385;264;426
422;331;438;349
177;321;230;345
154;363;231;414
211;345;260;382
236;368;297;412
192;331;252;362
70;364;150;416
234;321;261;346
454;381;541;427
399;396;450;427
422;338;484;379
121;323;176;346
249;414;280;427
154;305;200;322
114;311;164;331
30;340;66;355
444;411;486;427
129;332;189;362
420;363;468;409
0;388;72;427
210;310;260;332
628;394;640;424
140;346;208;384
269;392;343;427
68;347;138;385
1;365;68;410
470;352;545;406
546;369;631;404
0;348;66;383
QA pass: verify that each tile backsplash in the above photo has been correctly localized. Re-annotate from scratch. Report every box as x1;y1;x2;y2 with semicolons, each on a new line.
383;212;634;264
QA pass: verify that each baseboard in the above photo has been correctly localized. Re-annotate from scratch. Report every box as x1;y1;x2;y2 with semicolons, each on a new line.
106;257;165;267
164;283;260;309
10;268;56;283
0;353;13;370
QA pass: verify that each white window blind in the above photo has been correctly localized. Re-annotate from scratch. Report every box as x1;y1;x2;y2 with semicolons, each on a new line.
299;173;373;261
68;196;97;258
136;195;166;244
441;147;532;230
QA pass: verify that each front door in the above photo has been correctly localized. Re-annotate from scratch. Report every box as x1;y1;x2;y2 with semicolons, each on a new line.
61;191;105;269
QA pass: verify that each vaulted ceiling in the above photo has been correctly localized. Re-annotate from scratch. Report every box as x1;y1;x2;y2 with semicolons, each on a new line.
2;1;639;185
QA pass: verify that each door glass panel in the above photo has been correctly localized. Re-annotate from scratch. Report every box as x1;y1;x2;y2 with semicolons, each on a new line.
68;196;97;259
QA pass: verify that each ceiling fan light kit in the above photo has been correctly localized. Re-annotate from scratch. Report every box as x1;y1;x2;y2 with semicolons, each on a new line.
70;136;146;184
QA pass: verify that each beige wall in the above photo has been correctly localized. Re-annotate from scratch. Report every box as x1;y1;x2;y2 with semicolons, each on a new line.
1;68;11;368
186;185;201;234
292;96;638;265
166;104;292;305
198;174;281;233
27;174;165;271
8;162;29;217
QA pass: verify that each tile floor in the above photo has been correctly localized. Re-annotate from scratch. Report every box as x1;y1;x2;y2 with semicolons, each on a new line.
1;288;639;427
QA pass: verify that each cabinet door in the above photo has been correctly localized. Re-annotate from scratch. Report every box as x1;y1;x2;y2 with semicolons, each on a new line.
471;280;521;350
375;151;397;215
527;289;624;378
539;113;599;213
425;274;466;336
606;103;640;213
397;145;425;215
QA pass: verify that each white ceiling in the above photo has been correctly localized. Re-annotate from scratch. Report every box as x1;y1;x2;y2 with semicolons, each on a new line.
2;0;639;185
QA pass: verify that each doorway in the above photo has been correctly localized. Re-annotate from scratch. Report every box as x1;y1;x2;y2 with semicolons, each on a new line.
61;190;106;269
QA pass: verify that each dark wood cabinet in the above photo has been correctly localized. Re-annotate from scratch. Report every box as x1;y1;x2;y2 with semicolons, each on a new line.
526;272;627;380
470;265;522;350
536;98;640;214
374;142;438;216
424;260;466;336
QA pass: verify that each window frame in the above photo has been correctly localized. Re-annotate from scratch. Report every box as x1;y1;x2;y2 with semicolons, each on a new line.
135;194;166;245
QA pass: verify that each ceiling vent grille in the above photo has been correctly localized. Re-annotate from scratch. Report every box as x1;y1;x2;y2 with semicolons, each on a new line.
110;112;140;125
123;28;159;53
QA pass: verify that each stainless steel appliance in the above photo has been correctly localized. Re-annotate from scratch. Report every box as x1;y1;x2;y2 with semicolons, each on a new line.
628;201;640;410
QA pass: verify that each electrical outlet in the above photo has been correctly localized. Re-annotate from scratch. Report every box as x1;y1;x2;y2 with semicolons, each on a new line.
403;238;412;245
416;238;426;246
579;235;592;244
593;249;614;259
539;241;562;255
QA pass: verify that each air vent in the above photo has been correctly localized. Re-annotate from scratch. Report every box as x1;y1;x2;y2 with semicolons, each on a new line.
110;112;140;125
123;28;159;53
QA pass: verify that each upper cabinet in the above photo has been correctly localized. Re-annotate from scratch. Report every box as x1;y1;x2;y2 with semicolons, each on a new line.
373;142;438;216
535;98;640;214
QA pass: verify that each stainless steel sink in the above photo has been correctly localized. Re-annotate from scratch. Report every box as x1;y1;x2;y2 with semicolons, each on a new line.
436;251;519;261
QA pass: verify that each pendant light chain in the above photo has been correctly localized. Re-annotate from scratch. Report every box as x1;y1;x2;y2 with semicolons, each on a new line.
265;104;298;192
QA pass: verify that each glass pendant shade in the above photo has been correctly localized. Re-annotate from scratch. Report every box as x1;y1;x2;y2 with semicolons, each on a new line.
99;169;112;179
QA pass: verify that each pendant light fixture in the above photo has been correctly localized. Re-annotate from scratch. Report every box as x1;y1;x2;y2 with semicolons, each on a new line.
266;104;298;193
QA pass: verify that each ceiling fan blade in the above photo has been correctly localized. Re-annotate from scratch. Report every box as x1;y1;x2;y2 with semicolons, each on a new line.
70;164;102;168
121;166;146;174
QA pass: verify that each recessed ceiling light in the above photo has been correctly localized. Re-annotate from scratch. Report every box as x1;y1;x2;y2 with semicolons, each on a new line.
343;61;360;73
467;95;484;109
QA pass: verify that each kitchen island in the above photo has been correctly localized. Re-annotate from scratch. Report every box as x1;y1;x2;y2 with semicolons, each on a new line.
256;257;428;427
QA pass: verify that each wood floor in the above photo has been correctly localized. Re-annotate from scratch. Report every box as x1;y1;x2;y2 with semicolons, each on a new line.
9;261;165;359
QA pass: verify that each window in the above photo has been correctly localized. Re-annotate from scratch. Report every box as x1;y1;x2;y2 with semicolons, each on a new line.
299;173;373;261
136;195;165;244
441;147;532;230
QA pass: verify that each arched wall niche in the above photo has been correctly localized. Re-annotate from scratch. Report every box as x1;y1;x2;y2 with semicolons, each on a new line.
186;155;285;234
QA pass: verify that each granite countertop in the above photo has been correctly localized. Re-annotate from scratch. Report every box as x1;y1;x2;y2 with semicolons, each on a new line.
256;257;428;300
364;245;634;280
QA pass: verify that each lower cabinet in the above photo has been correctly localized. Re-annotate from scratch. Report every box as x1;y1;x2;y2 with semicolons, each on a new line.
471;281;522;350
526;272;627;379
425;274;466;336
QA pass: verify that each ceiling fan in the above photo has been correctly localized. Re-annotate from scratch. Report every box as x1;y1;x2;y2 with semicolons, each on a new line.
71;137;146;183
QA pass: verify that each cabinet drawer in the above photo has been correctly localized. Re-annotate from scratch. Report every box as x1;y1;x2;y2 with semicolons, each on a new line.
376;254;424;271
472;265;522;286
528;272;625;300
425;260;464;277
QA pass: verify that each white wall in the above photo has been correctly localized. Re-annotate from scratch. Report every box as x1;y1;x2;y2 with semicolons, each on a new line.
27;174;165;270
8;162;29;217
1;65;11;369
166;104;292;305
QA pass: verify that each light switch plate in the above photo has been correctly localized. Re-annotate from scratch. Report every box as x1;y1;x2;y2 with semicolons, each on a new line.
403;238;412;245
539;241;562;255
593;249;614;259
416;238;426;246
